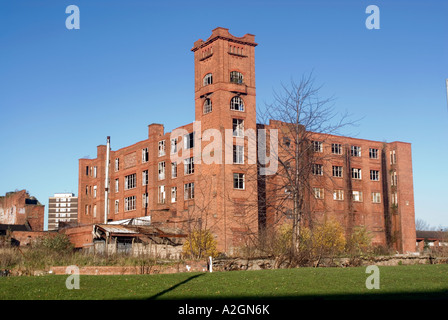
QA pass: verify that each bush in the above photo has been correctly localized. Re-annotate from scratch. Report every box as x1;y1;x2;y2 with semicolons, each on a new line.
346;226;372;256
311;219;346;266
34;233;73;253
182;230;218;259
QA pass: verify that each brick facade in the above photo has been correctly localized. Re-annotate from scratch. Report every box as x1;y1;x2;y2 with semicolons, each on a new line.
0;189;45;231
77;28;416;253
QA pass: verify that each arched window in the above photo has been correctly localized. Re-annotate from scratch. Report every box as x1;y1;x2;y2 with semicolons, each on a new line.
230;71;244;84
203;73;213;86
203;98;212;114
230;96;244;111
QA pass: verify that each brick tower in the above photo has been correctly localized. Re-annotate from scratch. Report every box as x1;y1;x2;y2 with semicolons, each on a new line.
191;28;259;252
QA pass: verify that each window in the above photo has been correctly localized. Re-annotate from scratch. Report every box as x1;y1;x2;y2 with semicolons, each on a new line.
312;164;323;176
391;192;398;206
142;170;149;185
283;137;291;148
158;140;166;157
158;186;166;204
184;132;195;150
333;190;344;201
93;186;97;198
125;173;136;190
351;168;362;179
125;196;136;211
85;205;89;215
170;138;178;154
203;73;213;86
233;145;244;164
332;166;343;178
184;182;195;200
312;141;323;153
230;96;244;111
332;143;342;155
184;157;194;175
114;200;119;214
352;191;363;202
390;150;397;164
369;148;379;159
233;119;244;137
391;171;398;186
372;192;381;203
370;170;380;181
203;98;212;114
86;166;89;176
93;166;97;178
158;162;166;180
171;162;177;178
115;179;119;193
93;205;97;218
115;158;119;171
171;187;177;203
230;71;244;84
142;193;149;208
313;187;324;199
142;148;148;163
351;146;361;157
233;173;245;190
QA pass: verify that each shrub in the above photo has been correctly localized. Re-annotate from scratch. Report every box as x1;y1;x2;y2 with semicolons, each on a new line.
182;230;218;259
346;226;372;256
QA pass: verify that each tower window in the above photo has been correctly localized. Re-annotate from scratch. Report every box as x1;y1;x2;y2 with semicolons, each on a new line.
203;73;213;86
233;173;245;190
230;96;245;111
230;71;244;84
203;98;212;114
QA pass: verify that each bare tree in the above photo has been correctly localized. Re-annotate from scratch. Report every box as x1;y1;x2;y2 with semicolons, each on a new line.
257;73;356;256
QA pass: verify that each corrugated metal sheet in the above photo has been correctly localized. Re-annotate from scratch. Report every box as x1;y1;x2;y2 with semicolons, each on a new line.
96;224;136;234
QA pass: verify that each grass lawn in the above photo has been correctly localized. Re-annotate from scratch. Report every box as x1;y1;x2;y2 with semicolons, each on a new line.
0;264;447;300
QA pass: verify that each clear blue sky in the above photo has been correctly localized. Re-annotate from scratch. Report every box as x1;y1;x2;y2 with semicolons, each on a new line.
0;0;447;230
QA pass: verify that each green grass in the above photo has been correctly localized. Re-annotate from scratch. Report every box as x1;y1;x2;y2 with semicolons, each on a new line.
1;264;447;300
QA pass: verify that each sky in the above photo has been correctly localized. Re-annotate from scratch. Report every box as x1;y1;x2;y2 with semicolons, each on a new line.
0;0;447;230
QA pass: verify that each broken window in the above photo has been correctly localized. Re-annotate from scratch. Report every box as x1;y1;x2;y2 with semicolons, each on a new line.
312;141;323;153
312;164;323;176
184;182;194;200
351;168;362;179
313;187;324;199
125;173;136;190
230;96;244;111
184;157;194;175
332;143;342;155
351;146;361;157
233;118;244;137
370;170;380;181
332;165;343;178
158;162;166;180
369;148;379;159
203;73;213;86
158;140;166;157
372;192;381;203
230;71;244;84
125;196;136;211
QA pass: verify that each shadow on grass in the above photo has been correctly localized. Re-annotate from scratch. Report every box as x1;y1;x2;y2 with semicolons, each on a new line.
144;290;448;301
146;273;205;300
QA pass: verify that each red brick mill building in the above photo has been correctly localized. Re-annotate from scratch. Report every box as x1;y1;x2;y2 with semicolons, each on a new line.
74;28;416;254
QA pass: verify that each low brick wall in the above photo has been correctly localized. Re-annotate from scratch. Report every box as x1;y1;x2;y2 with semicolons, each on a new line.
50;260;210;275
